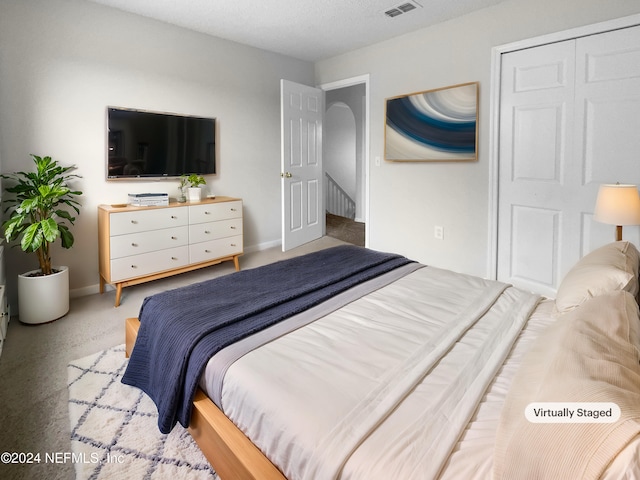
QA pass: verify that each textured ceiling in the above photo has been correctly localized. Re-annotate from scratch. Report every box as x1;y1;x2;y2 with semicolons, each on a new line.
85;0;508;62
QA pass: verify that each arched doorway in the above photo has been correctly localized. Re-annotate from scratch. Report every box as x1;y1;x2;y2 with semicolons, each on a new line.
323;80;367;246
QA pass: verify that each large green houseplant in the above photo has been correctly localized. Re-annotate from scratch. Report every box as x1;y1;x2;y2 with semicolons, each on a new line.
2;154;82;323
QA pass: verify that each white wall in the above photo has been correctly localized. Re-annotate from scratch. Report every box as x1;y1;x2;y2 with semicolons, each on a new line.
325;104;356;198
0;0;314;311
315;0;640;278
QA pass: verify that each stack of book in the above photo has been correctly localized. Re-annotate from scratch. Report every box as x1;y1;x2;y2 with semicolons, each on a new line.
128;193;169;207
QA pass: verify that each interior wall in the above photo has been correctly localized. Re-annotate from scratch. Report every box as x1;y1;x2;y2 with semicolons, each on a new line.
315;0;640;278
0;0;314;312
325;103;357;199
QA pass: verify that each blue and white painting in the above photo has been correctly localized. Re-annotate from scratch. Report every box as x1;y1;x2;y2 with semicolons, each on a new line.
385;82;478;161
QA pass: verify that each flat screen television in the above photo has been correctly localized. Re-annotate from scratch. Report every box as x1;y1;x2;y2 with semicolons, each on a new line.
106;107;216;180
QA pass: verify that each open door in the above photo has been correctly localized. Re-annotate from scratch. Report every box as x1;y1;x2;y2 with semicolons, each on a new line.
281;79;324;251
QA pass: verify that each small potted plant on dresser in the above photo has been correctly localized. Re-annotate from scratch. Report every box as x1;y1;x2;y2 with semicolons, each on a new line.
1;154;82;324
180;173;206;202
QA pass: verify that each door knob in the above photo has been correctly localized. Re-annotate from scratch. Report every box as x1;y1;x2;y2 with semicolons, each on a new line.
281;172;292;178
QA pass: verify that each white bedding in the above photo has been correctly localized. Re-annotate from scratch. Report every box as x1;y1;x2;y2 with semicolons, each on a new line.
204;266;539;479
201;264;640;479
441;299;639;480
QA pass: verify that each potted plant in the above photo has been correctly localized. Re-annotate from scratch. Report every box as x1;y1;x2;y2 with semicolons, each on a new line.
2;154;82;324
180;173;206;202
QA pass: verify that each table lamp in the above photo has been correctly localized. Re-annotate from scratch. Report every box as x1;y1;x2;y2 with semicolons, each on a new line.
593;184;640;241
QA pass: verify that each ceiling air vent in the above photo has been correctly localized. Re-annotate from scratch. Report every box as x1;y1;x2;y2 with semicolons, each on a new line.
384;1;421;18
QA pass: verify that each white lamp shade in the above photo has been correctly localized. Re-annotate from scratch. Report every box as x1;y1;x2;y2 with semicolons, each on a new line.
594;184;640;226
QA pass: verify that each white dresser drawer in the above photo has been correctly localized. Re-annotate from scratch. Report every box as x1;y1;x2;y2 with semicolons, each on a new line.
110;246;189;282
189;218;243;244
98;197;242;306
110;207;188;236
189;201;242;224
110;226;189;259
189;235;243;264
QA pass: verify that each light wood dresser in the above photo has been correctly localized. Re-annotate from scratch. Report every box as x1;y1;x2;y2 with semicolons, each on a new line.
98;196;243;306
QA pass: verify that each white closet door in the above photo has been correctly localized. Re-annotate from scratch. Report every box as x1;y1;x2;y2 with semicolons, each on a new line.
498;40;576;297
573;25;640;252
498;25;640;296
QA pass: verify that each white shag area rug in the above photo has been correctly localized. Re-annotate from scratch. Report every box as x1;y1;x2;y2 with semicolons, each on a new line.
67;344;218;479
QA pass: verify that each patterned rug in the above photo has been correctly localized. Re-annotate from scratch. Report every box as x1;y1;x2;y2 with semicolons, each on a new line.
67;345;218;479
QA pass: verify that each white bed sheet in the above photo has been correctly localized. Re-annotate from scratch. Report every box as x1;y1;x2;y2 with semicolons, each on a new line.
440;299;556;479
207;266;534;479
441;298;640;480
204;267;639;479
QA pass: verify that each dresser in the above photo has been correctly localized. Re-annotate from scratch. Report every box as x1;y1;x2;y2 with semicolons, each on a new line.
98;196;243;306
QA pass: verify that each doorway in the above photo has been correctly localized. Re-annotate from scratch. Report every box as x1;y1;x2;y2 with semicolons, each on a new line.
321;75;369;247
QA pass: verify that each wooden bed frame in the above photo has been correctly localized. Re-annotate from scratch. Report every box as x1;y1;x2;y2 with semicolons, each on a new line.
125;317;286;480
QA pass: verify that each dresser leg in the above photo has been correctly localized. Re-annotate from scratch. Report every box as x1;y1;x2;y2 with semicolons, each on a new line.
115;284;123;307
233;255;240;271
99;276;105;294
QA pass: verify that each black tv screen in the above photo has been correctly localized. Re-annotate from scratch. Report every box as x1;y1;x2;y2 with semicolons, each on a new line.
107;107;216;179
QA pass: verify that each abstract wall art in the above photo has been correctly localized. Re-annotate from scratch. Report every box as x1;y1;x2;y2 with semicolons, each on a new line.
384;82;478;162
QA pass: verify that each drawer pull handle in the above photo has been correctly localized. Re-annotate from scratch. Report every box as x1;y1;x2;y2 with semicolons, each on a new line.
204;230;211;234
131;243;138;247
171;215;177;219
171;257;178;260
204;211;211;215
230;226;236;229
205;249;211;253
231;208;237;212
130;220;138;224
231;243;237;247
131;265;138;269
171;236;177;240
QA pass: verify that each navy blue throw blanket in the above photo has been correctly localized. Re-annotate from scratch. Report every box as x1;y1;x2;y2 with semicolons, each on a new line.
122;245;413;433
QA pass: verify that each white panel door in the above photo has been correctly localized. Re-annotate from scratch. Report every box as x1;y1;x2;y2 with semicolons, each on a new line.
498;24;640;296
498;40;575;296
574;25;640;252
281;79;324;251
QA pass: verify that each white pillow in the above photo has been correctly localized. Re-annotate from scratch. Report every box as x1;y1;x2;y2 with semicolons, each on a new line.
494;291;640;480
555;241;639;314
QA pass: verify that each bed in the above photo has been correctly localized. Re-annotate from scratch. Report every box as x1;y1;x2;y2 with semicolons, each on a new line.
122;242;640;480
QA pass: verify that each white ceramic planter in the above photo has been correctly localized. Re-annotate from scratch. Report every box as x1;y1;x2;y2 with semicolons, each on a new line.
187;187;202;202
18;266;69;324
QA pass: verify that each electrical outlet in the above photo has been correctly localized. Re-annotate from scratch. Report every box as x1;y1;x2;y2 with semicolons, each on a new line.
434;225;444;240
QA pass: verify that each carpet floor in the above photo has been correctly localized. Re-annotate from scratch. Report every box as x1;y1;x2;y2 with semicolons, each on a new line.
67;345;217;479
